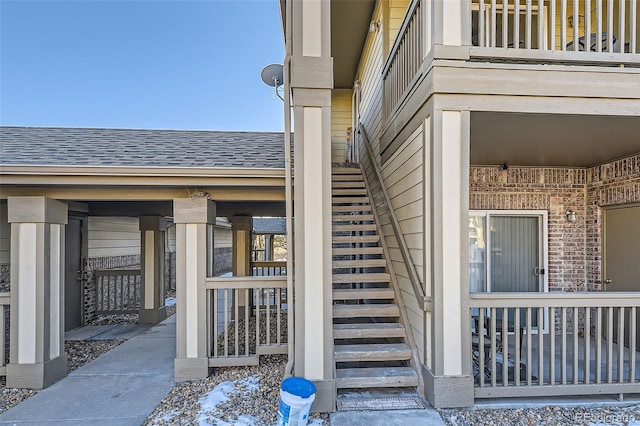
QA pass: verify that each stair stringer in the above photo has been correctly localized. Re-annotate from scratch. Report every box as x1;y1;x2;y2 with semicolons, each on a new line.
359;163;425;396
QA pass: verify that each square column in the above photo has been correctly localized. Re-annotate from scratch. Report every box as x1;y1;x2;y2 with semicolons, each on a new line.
424;109;473;407
7;196;68;389
229;216;252;319
173;198;216;382
138;216;167;324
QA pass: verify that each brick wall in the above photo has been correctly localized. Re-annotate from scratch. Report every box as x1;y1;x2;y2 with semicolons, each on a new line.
470;153;640;293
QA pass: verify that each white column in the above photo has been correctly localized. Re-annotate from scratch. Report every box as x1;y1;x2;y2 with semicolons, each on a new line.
7;196;68;389
173;198;216;381
138;216;167;324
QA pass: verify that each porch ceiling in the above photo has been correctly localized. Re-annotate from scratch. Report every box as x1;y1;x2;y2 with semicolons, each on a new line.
86;201;285;218
470;112;640;167
331;0;376;89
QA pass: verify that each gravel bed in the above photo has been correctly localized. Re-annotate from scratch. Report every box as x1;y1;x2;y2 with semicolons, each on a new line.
145;354;329;426
438;404;640;425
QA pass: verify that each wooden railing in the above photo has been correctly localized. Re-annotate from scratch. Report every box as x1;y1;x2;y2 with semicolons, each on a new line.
0;292;10;377
206;276;288;367
473;0;638;54
469;292;640;398
383;0;424;121
95;269;141;315
251;261;287;277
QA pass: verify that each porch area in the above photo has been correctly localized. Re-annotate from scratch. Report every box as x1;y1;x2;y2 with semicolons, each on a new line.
470;293;640;398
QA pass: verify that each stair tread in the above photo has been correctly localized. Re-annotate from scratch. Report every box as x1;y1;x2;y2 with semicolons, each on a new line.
332;182;365;188
335;343;412;361
332;214;374;222
332;205;372;212
333;304;399;318
332;235;379;243
333;322;406;339
333;247;383;255
332;197;370;204
333;273;390;283
332;287;395;300
332;259;387;268
332;168;362;174
332;224;377;231
335;367;418;388
336;366;417;379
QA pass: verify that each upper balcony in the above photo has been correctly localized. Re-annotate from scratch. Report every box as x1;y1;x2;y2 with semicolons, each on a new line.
382;0;640;120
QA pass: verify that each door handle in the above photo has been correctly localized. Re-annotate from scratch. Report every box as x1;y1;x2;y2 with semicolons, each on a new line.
533;267;546;277
604;278;612;284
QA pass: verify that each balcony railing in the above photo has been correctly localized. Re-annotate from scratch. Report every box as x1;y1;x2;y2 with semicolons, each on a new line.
473;0;638;54
469;292;640;398
383;0;424;122
206;276;288;367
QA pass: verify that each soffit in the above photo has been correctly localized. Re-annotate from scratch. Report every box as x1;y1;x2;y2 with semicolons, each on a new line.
470;112;640;167
331;0;376;89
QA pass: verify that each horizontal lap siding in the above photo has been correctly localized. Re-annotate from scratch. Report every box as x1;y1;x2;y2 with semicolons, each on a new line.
331;90;353;163
88;217;140;258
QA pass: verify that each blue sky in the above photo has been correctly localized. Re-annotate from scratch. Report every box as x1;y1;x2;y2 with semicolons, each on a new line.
0;0;286;131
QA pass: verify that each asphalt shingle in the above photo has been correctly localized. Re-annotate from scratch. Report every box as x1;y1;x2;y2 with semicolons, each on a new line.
0;127;289;169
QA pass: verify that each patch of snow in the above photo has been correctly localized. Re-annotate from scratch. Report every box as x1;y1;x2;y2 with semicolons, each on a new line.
220;272;233;277
196;376;262;426
165;297;176;306
238;375;260;392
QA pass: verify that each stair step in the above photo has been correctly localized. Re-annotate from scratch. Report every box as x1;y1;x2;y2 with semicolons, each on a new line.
332;188;368;196
335;343;412;362
335;367;418;389
332;181;365;189
332;235;379;244
331;175;363;182
333;323;406;339
332;259;387;268
332;205;372;213
332;224;377;232
332;197;370;204
333;273;390;283
333;304;399;318
332;214;374;222
333;247;383;256
333;287;395;300
332;168;362;174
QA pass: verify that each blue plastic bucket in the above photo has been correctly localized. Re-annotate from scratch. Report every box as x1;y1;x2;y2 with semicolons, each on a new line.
277;377;316;426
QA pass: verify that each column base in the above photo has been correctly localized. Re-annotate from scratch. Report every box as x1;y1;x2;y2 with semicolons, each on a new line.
422;365;474;408
174;357;211;382
6;354;68;389
139;306;168;324
310;379;335;413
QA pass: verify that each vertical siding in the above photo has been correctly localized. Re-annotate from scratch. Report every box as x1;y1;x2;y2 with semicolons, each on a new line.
0;202;9;265
88;217;140;258
331;89;353;162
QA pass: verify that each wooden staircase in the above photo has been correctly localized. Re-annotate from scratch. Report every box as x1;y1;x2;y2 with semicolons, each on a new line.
332;164;419;391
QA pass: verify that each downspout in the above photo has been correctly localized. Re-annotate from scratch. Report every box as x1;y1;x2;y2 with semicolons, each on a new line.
283;0;295;378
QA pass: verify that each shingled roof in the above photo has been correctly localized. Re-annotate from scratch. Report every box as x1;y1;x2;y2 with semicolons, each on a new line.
0;127;288;169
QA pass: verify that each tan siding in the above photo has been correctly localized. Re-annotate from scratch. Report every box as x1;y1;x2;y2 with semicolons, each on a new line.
88;217;140;258
0;202;9;265
389;0;410;55
331;90;353;163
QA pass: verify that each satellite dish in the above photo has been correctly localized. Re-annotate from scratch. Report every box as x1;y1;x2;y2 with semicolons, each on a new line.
261;63;284;87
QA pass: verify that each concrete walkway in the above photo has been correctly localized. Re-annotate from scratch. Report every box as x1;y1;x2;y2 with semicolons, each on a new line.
0;316;176;425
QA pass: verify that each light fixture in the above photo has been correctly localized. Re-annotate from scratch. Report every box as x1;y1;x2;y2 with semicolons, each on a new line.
565;209;577;223
369;21;380;32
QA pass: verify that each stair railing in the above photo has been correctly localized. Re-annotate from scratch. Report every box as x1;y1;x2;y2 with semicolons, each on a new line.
357;124;431;312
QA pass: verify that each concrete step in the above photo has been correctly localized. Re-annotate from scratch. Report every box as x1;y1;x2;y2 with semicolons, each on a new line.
332;287;395;300
332;214;374;222
332;259;387;268
335;367;419;389
333;273;390;283
334;343;412;362
333;247;383;256
333;304;399;318
333;322;406;339
332;235;379;244
332;224;377;232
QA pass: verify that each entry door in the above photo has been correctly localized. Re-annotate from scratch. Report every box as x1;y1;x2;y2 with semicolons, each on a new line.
604;204;640;350
65;217;83;331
